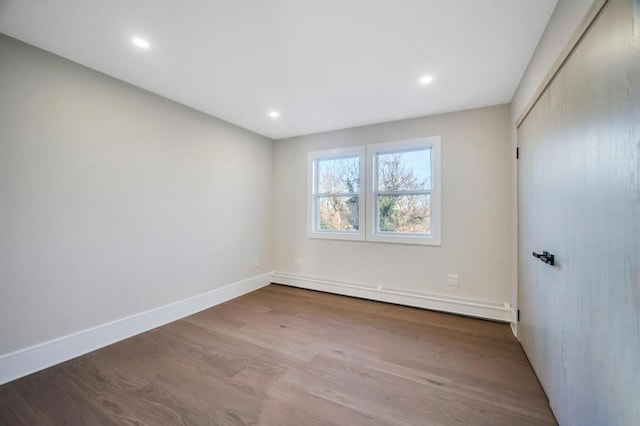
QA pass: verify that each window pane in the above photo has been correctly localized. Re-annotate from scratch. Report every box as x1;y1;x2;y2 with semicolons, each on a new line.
377;149;431;191
318;195;359;231
378;194;430;233
317;156;360;194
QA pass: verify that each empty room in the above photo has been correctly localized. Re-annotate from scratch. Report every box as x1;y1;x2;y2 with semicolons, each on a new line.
0;0;638;425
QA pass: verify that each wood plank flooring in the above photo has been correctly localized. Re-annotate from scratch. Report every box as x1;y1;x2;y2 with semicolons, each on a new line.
0;284;557;425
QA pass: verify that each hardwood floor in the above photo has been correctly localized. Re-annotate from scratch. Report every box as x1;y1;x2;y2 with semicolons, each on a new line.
0;284;556;425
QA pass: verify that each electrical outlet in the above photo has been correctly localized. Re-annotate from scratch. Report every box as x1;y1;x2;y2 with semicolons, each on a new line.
254;257;260;267
294;257;303;266
446;274;459;287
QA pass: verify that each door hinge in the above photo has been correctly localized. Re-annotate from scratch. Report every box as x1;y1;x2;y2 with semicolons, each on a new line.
516;147;519;159
517;309;520;322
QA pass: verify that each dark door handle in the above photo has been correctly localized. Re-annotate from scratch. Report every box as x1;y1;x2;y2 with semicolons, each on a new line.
532;251;555;266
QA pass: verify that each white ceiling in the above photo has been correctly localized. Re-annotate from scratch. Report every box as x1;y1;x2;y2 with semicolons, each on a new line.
0;0;557;139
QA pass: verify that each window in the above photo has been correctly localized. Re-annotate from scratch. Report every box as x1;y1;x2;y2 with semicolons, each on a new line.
308;136;440;245
367;137;441;245
308;146;365;240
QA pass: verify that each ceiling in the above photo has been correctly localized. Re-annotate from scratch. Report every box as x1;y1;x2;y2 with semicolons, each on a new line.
0;0;557;139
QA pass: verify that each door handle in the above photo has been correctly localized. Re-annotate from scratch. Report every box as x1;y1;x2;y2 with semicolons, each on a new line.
532;251;555;266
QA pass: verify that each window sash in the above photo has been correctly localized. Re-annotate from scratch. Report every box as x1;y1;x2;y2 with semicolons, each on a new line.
315;193;360;233
315;154;360;195
315;191;359;197
375;189;431;196
314;156;360;233
374;147;432;192
373;148;432;235
366;136;441;245
375;194;431;235
308;147;365;240
308;137;439;245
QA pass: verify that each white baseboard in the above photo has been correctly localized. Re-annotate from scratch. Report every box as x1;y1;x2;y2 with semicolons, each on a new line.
1;272;515;385
271;272;513;323
0;272;272;385
510;307;518;337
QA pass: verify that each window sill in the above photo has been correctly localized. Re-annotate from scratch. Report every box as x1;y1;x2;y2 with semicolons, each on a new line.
306;231;440;245
366;233;441;246
307;231;365;241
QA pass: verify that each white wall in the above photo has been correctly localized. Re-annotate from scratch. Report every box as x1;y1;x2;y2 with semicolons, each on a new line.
0;34;273;355
272;105;514;305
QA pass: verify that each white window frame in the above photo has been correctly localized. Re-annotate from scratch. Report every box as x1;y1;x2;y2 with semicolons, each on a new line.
307;146;366;241
366;136;441;246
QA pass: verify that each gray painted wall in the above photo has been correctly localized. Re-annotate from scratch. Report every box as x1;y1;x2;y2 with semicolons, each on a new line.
272;105;515;306
511;0;596;124
0;34;274;354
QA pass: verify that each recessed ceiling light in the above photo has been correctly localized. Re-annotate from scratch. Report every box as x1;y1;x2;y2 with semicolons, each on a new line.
132;37;150;49
269;111;280;119
419;75;434;85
